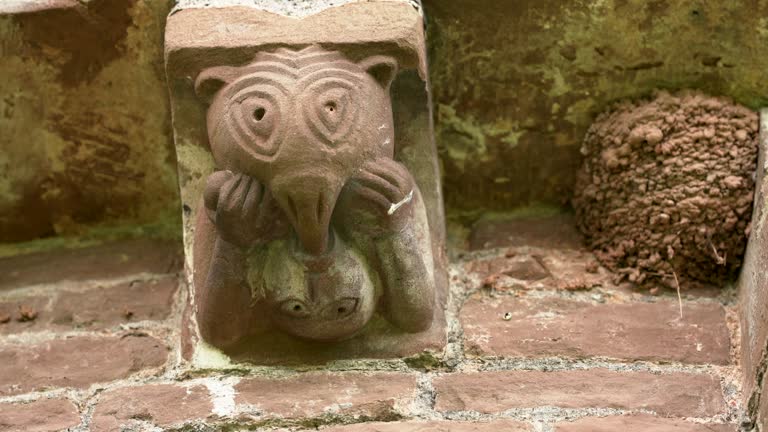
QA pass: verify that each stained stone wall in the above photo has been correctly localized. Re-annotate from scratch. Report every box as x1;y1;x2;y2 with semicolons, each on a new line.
424;0;768;214
3;0;768;240
0;0;179;243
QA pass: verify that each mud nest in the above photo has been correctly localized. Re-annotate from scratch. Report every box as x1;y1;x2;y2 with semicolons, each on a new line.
573;91;758;288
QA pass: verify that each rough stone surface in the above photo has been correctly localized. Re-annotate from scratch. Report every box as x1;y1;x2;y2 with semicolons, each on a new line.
0;0;79;15
468;213;584;251
165;2;426;77
425;0;768;214
0;335;167;396
0;0;180;242
5;0;768;241
51;277;177;329
0;278;176;334
319;420;532;431
555;415;734;432
433;370;725;417
461;294;731;364
0;238;182;290
740;110;768;402
760;369;768;432
236;372;418;419
0;398;81;432
573;91;758;287
173;0;415;18
91;384;212;432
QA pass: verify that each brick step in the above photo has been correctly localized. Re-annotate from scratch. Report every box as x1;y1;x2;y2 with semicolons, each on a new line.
4;367;726;431
0;238;182;291
461;293;730;364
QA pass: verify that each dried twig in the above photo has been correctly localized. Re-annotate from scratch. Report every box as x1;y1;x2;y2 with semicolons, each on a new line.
708;238;726;266
672;269;683;320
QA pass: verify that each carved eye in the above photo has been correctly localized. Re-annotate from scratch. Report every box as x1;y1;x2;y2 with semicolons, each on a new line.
317;89;349;134
279;299;310;319
226;83;285;157
301;77;360;146
241;98;275;138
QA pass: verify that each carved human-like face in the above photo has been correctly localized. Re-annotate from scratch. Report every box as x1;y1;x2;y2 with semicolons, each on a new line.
197;47;398;255
251;235;378;341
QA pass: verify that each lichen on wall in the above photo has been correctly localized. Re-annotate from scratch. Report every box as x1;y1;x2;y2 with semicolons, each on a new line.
0;0;180;243
424;0;768;214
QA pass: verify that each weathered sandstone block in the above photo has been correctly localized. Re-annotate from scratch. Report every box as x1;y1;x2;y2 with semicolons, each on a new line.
165;0;447;364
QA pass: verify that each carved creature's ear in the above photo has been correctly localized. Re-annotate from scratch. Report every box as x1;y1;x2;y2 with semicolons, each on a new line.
194;66;239;105
358;55;398;90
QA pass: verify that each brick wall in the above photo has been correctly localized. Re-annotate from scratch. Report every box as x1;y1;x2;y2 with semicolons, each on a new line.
0;218;742;431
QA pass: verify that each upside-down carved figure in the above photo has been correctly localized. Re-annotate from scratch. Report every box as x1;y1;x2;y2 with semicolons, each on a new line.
192;46;436;348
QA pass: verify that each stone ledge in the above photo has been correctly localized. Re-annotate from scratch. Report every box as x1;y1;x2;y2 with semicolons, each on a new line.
461;293;731;365
91;384;213;432
433;369;726;417
0;276;178;335
0;0;78;15
0;334;168;396
0;398;80;432
0;238;183;291
235;372;419;419
554;415;734;431
316;419;532;431
165;1;426;78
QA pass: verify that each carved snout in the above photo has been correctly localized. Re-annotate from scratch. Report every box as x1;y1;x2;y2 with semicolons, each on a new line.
271;174;343;255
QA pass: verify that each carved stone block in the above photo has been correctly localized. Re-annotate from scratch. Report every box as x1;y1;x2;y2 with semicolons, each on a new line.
165;0;447;364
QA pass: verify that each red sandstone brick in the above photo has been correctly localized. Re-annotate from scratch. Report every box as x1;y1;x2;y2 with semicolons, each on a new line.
466;256;550;282
0;238;182;291
0;335;168;396
91;384;212;432
433;370;725;417
0;0;79;15
0;278;177;335
0;398;80;432
555;415;735;431
758;369;768;431
51;277;178;328
319;420;532;431
469;214;584;251
461;294;731;364
236;372;417;419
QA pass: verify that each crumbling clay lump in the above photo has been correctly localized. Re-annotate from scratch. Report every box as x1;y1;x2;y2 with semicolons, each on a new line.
573;91;758;288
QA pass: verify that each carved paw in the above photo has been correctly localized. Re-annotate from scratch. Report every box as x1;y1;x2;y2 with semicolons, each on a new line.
337;158;416;235
204;171;284;248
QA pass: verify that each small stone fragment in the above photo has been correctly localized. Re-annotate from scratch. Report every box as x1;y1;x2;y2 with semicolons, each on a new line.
556;278;596;291
17;305;38;322
585;260;599;273
503;312;513;321
0;313;10;324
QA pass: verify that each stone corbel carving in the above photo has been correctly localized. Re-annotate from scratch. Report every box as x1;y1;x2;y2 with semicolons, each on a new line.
165;0;446;363
195;46;435;345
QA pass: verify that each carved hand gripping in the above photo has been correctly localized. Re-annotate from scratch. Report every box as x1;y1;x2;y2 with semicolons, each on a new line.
192;46;436;348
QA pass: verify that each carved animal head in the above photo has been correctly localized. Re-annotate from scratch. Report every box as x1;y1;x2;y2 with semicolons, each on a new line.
196;46;398;255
